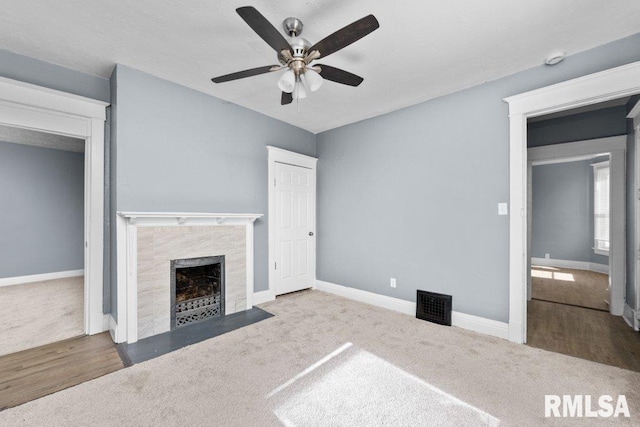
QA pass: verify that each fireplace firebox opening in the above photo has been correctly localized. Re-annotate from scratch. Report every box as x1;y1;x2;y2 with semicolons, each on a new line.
170;255;225;329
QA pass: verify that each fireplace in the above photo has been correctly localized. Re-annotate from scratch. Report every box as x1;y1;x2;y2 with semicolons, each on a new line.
170;255;225;329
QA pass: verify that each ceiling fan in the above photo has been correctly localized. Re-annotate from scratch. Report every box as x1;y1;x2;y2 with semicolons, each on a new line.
211;6;379;105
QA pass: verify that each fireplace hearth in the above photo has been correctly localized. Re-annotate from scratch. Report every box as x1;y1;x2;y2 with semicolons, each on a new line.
170;255;225;328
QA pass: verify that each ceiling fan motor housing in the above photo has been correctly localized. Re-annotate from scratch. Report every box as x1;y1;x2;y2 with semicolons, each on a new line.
283;17;303;37
289;36;310;58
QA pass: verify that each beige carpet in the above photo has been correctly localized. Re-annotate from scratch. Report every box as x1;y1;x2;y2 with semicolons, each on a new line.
532;265;609;310
0;276;84;356
1;290;639;425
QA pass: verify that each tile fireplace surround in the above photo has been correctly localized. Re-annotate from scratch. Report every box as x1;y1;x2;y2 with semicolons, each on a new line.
113;212;262;344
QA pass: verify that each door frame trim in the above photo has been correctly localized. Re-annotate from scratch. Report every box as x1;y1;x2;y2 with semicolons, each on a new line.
527;136;626;332
629;104;640;330
266;146;318;299
0;76;108;335
504;60;640;344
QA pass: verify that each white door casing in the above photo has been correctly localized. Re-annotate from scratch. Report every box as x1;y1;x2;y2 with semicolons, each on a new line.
0;76;108;335
527;136;627;333
628;101;640;330
274;162;315;294
267;146;317;298
505;60;640;344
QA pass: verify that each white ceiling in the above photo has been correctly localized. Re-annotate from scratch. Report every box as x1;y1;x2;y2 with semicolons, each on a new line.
1;1;639;133
0;125;84;153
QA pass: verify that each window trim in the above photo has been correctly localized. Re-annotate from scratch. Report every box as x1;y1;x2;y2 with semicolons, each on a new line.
592;160;610;257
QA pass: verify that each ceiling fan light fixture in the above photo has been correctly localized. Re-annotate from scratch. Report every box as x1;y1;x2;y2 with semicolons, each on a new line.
211;7;379;106
304;68;323;92
293;78;307;100
278;69;296;93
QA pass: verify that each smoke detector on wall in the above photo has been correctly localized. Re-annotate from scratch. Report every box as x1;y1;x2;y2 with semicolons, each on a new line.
545;51;565;66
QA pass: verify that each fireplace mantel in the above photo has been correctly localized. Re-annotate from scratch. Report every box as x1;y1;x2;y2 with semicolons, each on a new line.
112;212;263;344
118;212;262;226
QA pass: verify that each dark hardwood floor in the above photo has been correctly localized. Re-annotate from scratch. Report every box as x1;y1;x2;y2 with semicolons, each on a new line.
0;332;123;411
530;265;608;311
527;269;640;372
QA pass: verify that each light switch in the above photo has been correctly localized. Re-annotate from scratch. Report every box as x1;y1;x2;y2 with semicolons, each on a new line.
498;203;508;215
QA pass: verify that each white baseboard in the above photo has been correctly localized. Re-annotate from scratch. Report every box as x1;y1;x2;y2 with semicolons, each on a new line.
102;313;111;333
108;314;126;343
253;289;276;305
316;280;415;315
0;269;84;287
315;280;508;340
589;263;609;274
623;304;639;331
450;311;509;340
531;258;609;275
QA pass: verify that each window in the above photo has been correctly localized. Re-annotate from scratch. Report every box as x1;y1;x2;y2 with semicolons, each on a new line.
592;160;610;255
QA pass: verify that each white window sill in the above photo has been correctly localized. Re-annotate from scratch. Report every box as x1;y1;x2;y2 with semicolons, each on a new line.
593;248;609;256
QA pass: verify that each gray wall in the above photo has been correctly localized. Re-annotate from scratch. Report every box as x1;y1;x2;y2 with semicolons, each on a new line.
316;32;640;323
528;106;627;148
531;161;593;263
110;65;316;317
0;141;84;278
0;48;109;102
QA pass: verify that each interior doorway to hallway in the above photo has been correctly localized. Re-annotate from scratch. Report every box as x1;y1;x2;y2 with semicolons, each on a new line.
523;99;640;370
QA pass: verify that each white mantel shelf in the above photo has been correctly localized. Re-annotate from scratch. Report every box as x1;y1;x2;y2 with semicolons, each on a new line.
117;212;263;226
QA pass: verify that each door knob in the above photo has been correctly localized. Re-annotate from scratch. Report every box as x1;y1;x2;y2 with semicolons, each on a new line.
309;232;314;236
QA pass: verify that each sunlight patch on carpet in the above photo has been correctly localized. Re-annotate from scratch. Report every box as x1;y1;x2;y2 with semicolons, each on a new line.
552;272;574;282
532;268;575;282
532;269;553;279
269;345;499;426
267;342;353;398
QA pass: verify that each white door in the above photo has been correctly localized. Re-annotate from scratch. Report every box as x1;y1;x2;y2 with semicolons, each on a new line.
274;161;315;295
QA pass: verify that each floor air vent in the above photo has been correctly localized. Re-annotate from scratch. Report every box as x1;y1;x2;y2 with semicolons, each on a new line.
416;290;452;326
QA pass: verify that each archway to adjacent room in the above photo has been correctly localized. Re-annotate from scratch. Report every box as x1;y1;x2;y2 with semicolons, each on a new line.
0;76;108;340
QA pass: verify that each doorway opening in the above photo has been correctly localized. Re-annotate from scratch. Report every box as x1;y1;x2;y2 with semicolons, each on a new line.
519;96;640;371
0;126;86;356
0;76;108;344
505;60;640;346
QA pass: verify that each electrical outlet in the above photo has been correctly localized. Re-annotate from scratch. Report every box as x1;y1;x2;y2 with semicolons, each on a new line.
545;253;550;259
390;278;397;288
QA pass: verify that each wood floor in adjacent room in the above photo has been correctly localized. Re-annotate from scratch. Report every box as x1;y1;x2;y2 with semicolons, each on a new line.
527;266;640;372
0;332;123;411
531;265;608;310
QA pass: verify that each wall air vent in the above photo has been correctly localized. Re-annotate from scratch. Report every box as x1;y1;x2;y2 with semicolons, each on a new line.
416;290;452;326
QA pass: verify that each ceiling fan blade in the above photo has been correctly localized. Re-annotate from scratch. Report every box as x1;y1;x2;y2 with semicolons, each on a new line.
316;64;364;87
308;14;379;59
211;65;279;83
236;6;292;55
281;91;293;105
